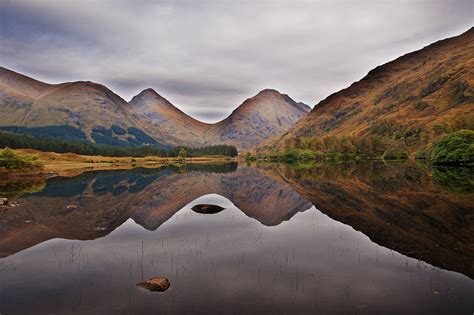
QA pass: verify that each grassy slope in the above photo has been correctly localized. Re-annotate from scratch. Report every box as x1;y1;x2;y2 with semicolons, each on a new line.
260;28;474;153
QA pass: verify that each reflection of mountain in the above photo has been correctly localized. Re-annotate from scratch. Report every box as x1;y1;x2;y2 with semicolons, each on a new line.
1;162;472;279
0;164;311;257
268;162;474;278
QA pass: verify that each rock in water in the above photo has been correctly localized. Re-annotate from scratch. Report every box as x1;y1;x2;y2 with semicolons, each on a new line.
0;198;8;206
137;277;170;292
191;204;225;214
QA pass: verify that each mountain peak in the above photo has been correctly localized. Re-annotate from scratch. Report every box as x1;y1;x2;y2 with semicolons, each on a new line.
255;89;282;97
244;89;311;113
130;88;176;110
133;88;164;100
0;66;51;98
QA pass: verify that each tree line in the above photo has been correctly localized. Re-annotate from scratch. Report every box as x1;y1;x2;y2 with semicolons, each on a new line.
0;131;238;157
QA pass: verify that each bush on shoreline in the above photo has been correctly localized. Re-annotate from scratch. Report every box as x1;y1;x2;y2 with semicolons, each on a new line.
0;148;44;171
382;150;409;160
431;130;474;165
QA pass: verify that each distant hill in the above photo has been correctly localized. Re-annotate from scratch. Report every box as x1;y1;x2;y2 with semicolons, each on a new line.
0;68;310;151
258;28;474;154
0;67;170;149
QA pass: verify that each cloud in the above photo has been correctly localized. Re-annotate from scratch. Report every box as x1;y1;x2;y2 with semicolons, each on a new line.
0;0;472;122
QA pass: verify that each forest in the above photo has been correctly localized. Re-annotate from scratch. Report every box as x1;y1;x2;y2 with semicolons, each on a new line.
0;131;238;158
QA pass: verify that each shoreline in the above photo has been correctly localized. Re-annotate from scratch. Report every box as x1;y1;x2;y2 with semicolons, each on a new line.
2;148;240;178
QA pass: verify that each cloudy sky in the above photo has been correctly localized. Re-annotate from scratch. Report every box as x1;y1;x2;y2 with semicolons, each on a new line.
0;0;472;122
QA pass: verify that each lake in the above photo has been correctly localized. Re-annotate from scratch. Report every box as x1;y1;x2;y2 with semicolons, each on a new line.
0;161;473;314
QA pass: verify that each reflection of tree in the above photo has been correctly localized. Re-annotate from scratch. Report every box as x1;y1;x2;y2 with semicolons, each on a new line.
0;177;46;199
432;166;474;196
176;162;238;174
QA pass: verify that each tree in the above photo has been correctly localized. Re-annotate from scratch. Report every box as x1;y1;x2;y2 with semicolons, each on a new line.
178;148;188;158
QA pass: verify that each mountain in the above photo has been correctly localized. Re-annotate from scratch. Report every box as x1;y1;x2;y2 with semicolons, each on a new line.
129;88;311;149
0;67;310;151
203;89;311;149
258;28;474;153
0;67;169;149
128;88;209;147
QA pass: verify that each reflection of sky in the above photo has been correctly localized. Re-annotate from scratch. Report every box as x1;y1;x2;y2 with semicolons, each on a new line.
0;194;472;314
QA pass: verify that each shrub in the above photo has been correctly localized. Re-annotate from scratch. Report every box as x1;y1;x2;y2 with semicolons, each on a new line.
431;130;474;164
420;76;448;97
283;149;317;161
0;148;44;170
414;101;429;111
383;149;409;160
415;147;431;160
451;81;471;106
374;82;412;104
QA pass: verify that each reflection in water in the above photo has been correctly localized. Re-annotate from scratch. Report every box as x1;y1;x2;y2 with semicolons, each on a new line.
0;162;473;314
0;176;46;199
269;161;474;278
432;166;474;195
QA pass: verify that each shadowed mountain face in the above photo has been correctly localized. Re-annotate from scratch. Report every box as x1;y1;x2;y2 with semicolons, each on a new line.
0;68;310;150
260;28;474;153
0;162;472;279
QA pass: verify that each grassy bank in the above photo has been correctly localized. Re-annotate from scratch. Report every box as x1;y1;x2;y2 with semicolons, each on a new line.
1;148;236;177
246;148;409;163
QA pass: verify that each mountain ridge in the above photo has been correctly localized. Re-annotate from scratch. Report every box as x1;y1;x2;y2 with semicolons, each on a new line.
0;68;311;150
258;27;474;153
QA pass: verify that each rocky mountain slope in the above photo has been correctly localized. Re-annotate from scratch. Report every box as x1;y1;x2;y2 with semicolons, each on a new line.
0;67;310;150
203;89;311;149
128;88;209;147
259;28;474;153
129;88;310;149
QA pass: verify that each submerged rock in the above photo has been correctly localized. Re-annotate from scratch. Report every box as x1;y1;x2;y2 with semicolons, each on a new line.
192;204;225;214
0;198;8;206
137;277;170;292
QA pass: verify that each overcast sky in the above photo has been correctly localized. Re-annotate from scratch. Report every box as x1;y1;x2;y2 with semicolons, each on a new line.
0;0;472;122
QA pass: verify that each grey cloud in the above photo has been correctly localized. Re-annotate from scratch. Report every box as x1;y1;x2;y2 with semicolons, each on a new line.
0;0;472;122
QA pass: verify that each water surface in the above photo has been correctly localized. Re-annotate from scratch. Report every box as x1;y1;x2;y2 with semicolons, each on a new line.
0;162;473;314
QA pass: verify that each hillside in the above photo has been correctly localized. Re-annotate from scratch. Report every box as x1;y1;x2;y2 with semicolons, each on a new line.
0;67;169;148
129;88;209;147
258;28;474;154
204;89;311;149
0;68;310;151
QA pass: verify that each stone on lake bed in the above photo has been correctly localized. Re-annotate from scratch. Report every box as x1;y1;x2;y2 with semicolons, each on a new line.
192;204;225;214
137;277;170;292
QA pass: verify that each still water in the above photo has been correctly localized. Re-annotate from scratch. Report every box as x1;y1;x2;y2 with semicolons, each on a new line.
0;162;473;314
